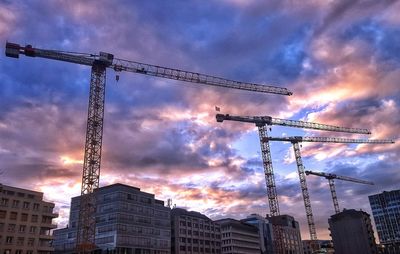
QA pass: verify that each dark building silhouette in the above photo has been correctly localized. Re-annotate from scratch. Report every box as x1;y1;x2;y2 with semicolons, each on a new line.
328;209;378;254
369;190;400;254
170;208;221;253
268;214;303;254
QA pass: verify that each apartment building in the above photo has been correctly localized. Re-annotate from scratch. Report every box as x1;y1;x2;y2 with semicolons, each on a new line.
0;184;58;254
369;190;400;254
170;208;221;254
328;209;378;254
216;218;260;254
52;183;171;254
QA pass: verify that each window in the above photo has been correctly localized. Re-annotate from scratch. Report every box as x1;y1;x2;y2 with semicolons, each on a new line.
7;224;15;232
9;212;17;220
31;215;38;222
0;210;6;219
29;226;36;234
15;250;22;254
27;238;34;246
16;237;24;245
19;225;26;233
23;202;30;209
1;198;9;206
21;213;28;221
33;203;39;211
12;200;20;208
5;236;13;244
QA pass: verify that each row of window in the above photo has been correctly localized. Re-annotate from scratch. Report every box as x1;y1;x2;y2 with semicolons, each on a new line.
97;223;170;237
0;210;53;224
0;199;52;212
117;236;169;248
1;190;36;199
179;237;220;246
178;220;220;232
1;236;36;246
2;249;34;254
98;202;168;218
0;223;46;234
178;245;220;253
178;229;220;239
102;192;153;205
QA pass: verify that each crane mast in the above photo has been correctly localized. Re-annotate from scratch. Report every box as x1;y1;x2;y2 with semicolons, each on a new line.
305;170;374;214
216;113;373;217
216;114;373;252
6;42;292;253
266;136;394;240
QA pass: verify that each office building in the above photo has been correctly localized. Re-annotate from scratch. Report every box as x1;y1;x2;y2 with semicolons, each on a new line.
216;218;260;254
369;190;400;254
170;208;221;253
0;183;58;254
52;183;171;254
328;209;378;254
268;214;303;254
240;214;274;254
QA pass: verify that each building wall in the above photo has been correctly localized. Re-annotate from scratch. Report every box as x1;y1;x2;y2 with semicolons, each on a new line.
240;214;274;254
0;184;58;254
328;209;378;254
369;190;400;254
268;214;303;254
170;208;221;254
52;183;171;254
216;218;260;254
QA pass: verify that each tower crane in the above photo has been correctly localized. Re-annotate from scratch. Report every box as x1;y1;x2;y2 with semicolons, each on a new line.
265;136;395;240
216;114;371;217
216;114;371;254
5;42;292;252
305;170;374;214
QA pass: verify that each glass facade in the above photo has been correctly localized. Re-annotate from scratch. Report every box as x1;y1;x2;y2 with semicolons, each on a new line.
369;190;400;253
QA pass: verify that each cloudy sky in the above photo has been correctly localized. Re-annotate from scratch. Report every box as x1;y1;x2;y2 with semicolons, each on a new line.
0;0;399;240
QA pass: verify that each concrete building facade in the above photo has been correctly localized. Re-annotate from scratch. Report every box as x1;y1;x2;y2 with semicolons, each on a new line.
240;214;274;254
369;190;400;254
216;218;260;254
268;214;303;254
52;183;171;254
0;184;58;254
328;209;378;254
170;208;221;254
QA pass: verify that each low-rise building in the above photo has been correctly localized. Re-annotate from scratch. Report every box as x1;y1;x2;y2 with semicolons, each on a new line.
328;209;378;254
170;208;221;254
0;183;58;254
216;218;260;254
52;183;170;254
